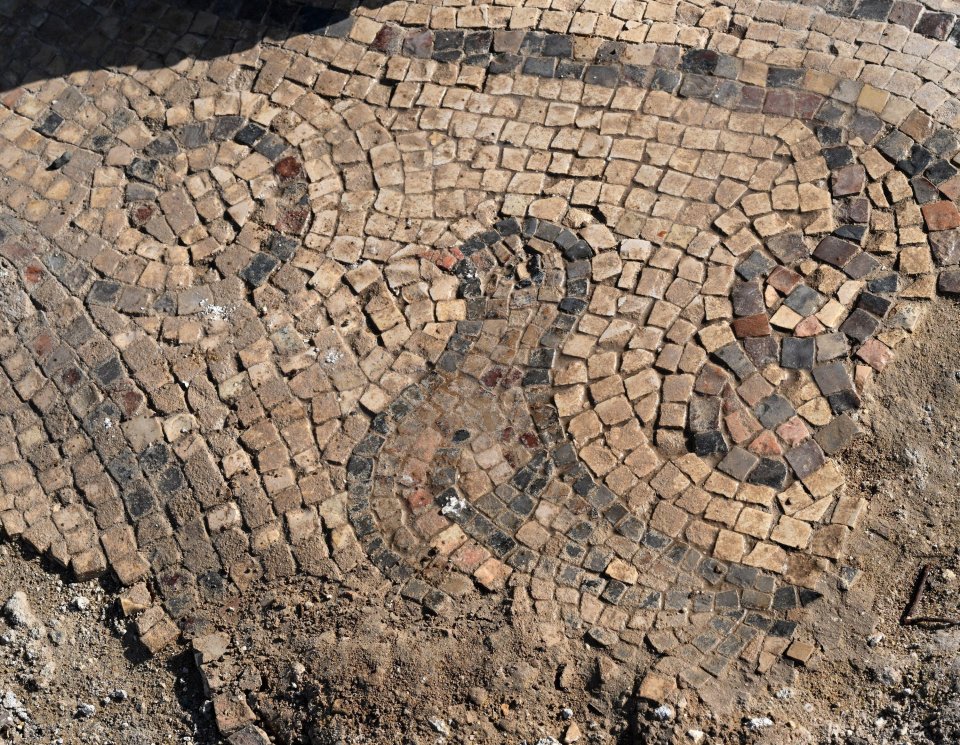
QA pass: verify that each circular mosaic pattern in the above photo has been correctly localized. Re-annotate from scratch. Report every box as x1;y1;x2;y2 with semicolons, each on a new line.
1;0;960;738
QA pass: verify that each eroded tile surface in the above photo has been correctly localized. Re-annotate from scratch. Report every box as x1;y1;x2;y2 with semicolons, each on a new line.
0;0;959;738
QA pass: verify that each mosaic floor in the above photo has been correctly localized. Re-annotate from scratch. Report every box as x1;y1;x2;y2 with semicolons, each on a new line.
1;0;960;740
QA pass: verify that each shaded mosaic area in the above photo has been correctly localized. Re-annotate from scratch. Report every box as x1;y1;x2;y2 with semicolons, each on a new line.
1;0;960;740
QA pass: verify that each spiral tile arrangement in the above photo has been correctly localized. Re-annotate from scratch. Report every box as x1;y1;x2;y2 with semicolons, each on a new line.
1;0;960;738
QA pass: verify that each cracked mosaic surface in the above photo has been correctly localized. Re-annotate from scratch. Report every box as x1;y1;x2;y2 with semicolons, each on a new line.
1;0;960;739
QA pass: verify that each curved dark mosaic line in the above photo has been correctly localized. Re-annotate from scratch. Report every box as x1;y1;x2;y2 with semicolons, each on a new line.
321;27;960;687
1;0;959;725
191;0;960;51
7;0;956;661
345;217;820;675
0;102;328;621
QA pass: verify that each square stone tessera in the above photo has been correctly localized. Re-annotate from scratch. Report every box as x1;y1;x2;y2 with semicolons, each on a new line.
2;0;960;743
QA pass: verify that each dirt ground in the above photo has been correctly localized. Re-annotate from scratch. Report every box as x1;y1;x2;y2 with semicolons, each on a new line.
0;543;219;744
807;296;960;745
4;300;960;745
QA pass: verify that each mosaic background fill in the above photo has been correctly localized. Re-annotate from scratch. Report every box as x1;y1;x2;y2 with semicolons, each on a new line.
1;0;960;740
